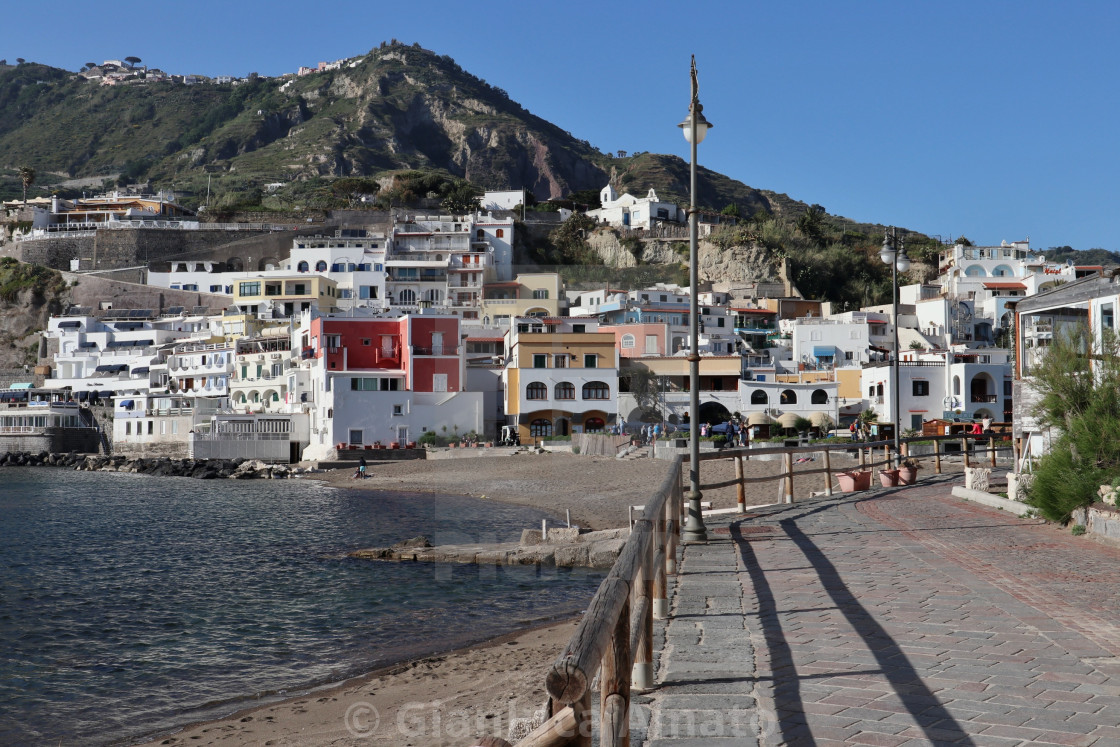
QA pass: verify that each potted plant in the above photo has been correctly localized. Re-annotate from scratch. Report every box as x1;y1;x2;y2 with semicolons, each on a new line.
879;468;900;487
898;457;920;485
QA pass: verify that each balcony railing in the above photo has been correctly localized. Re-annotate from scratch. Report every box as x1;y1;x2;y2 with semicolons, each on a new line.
411;345;461;356
971;394;999;403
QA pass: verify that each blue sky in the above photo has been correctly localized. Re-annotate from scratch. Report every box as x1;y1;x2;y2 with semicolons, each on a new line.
9;0;1120;252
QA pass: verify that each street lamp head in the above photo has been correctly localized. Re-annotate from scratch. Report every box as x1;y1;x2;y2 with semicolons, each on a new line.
679;106;712;144
895;251;911;273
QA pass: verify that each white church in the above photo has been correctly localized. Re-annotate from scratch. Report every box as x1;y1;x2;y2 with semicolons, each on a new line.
586;184;686;230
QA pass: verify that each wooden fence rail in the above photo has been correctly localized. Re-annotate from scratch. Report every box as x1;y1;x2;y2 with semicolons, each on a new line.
504;433;1014;745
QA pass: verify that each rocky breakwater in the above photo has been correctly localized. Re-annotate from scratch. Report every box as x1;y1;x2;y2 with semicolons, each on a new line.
0;451;315;480
349;526;630;569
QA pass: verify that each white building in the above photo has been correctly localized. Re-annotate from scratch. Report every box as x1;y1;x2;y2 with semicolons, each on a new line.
586;184;685;230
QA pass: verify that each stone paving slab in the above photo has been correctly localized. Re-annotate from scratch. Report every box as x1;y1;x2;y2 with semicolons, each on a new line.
636;475;1120;745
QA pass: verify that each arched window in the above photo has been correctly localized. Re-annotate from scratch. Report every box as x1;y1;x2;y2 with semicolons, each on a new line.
555;382;575;399
527;382;547;400
621;334;636;349
398;289;417;304
496;229;504;238
750;390;768;405
315;260;327;271
780;389;797;405
297;261;309;272
271;392;280;402
953;376;961;396
530;418;553;437
584;417;606;432
477;229;485;239
583;381;610;400
811;389;828;404
423;288;443;303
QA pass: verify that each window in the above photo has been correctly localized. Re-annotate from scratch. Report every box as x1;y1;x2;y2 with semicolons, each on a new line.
582;381;609;399
209;285;222;293
717;318;724;327
1004;380;1013;396
584;354;598;368
392;404;403;415
297;261;309;272
780;389;797;405
572;324;585;333
584;417;606;432
476;229;484;239
292;283;307;296
315;261;327;271
553;354;568;368
845;351;854;360
362;338;371;346
751;389;769;405
532;289;549;299
913;381;930;396
645;335;658;354
621;334;636;349
239;282;261;297
811;389;828;404
555;382;575;399
1103;303;1115;330
527;382;547;399
125;422;131;435
533;354;547;369
496;229;504;238
530;418;552;437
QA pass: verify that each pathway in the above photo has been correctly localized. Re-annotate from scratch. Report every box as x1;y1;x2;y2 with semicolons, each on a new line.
636;475;1120;746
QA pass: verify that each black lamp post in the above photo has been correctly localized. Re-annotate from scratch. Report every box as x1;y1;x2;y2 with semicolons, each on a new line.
679;56;712;543
880;227;910;467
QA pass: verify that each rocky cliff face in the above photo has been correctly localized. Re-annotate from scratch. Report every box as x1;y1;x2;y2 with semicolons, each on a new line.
587;228;782;286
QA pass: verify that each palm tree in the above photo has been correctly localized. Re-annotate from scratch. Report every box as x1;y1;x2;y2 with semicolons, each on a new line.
18;166;35;204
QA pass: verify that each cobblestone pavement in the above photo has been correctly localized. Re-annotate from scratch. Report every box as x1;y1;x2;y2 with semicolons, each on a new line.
639;475;1120;746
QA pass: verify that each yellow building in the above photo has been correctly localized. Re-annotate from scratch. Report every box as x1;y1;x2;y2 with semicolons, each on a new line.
481;273;563;324
232;274;338;316
503;317;618;440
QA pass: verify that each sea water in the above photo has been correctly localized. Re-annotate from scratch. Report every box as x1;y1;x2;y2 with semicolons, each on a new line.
0;469;602;745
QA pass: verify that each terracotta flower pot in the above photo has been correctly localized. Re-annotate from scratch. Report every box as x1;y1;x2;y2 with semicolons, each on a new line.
879;469;900;488
898;466;919;485
838;470;872;492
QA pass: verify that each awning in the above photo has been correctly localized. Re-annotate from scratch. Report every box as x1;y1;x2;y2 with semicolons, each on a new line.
119;399;134;408
131;367;150;375
777;412;802;427
58;321;81;328
809;412;833;426
746;412;772;426
813;346;835;357
94;364;128;373
9;382;33;390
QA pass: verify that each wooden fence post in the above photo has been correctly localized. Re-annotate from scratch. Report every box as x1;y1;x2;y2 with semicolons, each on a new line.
574;690;593;747
962;438;970;469
735;455;745;513
632;542;654;690
600;596;630;747
783;451;794;503
989;437;996;467
934;438;942;474
654;505;669;618
823;448;833;496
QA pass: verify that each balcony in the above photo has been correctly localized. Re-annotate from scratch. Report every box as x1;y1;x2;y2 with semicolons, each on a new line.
411;345;461;356
971;394;998;403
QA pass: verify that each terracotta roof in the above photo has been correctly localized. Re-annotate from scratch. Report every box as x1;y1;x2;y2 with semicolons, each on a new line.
982;282;1027;290
729;307;776;314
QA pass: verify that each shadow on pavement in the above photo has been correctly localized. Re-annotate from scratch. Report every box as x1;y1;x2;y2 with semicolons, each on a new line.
731;504;978;746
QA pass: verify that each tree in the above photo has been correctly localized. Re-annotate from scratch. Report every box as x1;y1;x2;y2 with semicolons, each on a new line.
330;177;380;208
440;179;481;214
85;62;97;70
955;236;973;247
124;56;142;68
721;202;741;218
16;58;25;65
1027;324;1120;522
18;166;35;204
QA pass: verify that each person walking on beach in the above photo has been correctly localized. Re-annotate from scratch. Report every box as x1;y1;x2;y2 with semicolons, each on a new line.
354;456;367;479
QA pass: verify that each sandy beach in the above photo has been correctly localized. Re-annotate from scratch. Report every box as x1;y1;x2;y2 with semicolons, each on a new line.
137;449;866;747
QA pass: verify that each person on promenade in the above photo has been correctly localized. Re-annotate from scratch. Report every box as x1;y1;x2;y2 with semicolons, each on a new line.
971;421;983;436
354;456;367;479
